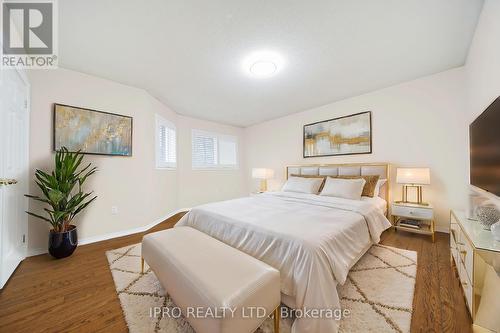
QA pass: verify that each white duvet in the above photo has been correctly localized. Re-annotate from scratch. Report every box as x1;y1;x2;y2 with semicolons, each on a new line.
175;191;391;333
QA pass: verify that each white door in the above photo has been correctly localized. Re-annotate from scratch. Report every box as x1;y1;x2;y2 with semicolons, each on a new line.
0;68;29;289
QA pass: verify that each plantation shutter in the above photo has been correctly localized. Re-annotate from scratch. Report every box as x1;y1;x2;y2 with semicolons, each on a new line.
192;130;237;169
192;130;217;168
218;135;237;167
156;115;176;168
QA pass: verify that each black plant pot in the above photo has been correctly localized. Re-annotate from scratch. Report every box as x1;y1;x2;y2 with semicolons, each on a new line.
48;225;78;259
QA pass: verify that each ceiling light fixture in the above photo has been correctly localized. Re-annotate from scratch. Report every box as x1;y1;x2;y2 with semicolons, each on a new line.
250;61;277;76
243;51;284;78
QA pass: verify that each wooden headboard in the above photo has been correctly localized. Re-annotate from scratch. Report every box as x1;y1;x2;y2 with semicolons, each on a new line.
286;162;391;212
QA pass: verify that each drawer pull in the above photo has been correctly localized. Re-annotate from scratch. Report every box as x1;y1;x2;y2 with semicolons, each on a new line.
460;250;467;260
461;280;468;286
456;242;465;246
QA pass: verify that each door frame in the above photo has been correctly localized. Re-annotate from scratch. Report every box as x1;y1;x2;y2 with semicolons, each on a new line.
19;68;31;260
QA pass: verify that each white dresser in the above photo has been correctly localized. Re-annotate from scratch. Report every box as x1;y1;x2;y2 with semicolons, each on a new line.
450;210;500;332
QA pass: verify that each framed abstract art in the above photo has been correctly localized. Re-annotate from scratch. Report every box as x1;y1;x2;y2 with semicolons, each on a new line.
303;111;372;157
53;103;133;156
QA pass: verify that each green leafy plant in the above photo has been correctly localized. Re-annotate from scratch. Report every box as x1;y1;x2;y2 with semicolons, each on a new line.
25;147;97;233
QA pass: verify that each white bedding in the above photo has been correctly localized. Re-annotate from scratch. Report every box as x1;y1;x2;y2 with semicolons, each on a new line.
175;191;391;333
361;195;388;215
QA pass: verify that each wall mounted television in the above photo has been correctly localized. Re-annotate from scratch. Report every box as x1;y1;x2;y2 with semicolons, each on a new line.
469;96;500;197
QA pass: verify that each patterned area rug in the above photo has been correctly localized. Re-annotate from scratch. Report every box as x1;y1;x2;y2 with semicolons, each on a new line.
106;243;416;333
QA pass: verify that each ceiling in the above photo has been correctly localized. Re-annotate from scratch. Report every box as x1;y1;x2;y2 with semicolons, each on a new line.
58;0;484;127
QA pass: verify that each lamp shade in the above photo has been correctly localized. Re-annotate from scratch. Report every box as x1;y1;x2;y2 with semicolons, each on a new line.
396;168;430;185
252;168;274;179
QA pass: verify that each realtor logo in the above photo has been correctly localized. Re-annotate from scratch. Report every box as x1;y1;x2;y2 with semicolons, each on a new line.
1;0;58;68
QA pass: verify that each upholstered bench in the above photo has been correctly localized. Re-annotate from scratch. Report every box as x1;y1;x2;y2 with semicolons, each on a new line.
141;226;281;333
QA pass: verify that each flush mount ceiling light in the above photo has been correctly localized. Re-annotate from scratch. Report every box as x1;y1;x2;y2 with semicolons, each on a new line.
250;61;277;76
243;51;284;78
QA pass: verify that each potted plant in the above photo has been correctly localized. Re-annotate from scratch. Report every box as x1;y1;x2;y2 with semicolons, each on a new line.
26;147;97;259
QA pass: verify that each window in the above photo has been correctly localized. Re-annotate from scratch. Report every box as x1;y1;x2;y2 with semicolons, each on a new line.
192;130;238;169
155;114;176;169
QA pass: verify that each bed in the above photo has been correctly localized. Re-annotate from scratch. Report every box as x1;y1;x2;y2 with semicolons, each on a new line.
175;163;392;333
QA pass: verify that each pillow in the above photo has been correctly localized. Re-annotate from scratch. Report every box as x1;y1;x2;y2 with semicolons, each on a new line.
373;179;387;197
334;175;380;197
282;176;324;194
290;174;326;192
320;177;366;200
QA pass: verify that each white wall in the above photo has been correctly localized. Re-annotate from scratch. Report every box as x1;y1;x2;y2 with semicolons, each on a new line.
176;115;248;208
27;69;179;253
244;68;468;231
463;0;500;206
465;0;500;121
27;68;247;254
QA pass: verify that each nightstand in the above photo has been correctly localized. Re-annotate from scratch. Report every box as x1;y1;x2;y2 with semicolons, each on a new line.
391;202;435;242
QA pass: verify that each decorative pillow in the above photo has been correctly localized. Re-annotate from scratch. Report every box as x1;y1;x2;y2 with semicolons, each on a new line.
334;175;380;197
290;174;326;192
373;179;387;197
282;176;324;194
320;177;366;200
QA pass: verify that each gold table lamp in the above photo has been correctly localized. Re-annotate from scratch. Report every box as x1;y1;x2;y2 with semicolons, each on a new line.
252;168;274;192
396;167;431;205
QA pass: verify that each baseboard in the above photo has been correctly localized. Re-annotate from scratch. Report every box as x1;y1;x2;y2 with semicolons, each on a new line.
27;247;48;257
27;208;190;257
78;208;189;245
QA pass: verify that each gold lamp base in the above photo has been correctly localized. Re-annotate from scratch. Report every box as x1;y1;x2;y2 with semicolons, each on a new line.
259;179;268;193
395;184;429;206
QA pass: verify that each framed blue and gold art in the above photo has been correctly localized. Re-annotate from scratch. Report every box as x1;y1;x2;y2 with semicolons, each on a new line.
53;103;133;156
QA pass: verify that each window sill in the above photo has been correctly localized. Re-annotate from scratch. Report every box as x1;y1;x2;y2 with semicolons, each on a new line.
192;167;239;171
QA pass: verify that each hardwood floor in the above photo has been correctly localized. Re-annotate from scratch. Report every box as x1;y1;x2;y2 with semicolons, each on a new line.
0;214;472;333
380;229;472;333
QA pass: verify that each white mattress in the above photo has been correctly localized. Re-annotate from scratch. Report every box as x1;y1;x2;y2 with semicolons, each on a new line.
176;191;391;333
